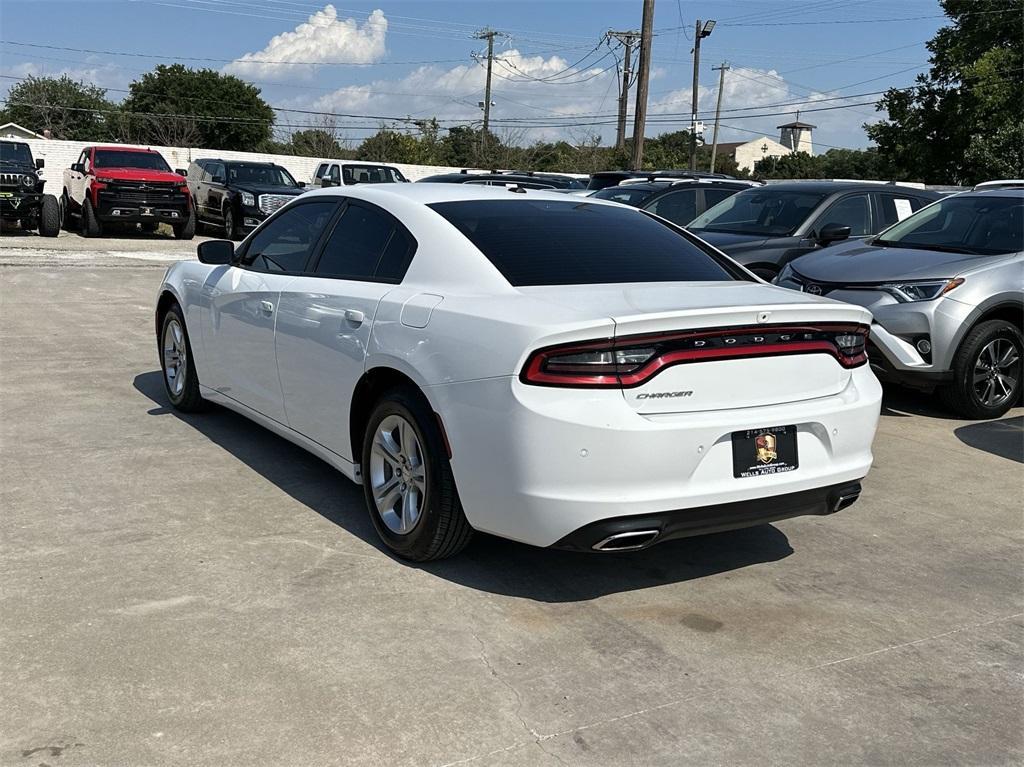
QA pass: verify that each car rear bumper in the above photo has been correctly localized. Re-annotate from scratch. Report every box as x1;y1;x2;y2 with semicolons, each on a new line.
430;364;882;548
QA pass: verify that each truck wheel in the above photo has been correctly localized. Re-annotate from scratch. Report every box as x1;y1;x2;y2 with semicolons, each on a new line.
39;195;60;237
61;192;75;230
223;206;240;240
81;198;102;238
939;320;1022;419
173;208;196;240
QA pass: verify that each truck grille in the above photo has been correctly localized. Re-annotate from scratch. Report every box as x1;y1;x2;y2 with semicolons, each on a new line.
103;181;183;203
0;172;27;188
259;194;293;215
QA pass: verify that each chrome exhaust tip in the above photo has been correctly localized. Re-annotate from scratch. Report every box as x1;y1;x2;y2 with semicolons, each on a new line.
592;529;660;552
831;490;861;513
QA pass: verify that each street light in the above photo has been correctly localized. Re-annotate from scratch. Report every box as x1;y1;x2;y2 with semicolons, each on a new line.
690;19;716;170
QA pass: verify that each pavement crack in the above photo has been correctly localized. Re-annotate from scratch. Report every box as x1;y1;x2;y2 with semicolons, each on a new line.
472;632;542;740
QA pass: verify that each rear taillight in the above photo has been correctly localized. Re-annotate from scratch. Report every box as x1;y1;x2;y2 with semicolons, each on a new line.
521;323;869;388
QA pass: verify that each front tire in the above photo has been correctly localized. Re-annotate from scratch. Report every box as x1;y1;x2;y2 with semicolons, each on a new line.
39;195;60;237
223;206;240;240
361;388;472;561
159;304;205;412
939;320;1022;419
173;208;196;240
81;198;102;237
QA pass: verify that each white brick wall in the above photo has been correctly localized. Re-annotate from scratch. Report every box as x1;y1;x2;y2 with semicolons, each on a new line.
22;138;462;192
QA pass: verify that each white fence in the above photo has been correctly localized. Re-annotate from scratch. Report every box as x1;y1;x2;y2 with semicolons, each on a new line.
22;138;461;191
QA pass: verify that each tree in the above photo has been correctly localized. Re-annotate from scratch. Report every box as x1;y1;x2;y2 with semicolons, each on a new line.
289;128;348;159
121;64;275;150
866;0;1024;184
0;75;116;141
753;148;893;180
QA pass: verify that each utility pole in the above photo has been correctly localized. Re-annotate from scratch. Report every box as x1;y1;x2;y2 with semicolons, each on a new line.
689;19;716;170
709;62;730;173
475;28;498;135
630;0;655;170
608;30;640;150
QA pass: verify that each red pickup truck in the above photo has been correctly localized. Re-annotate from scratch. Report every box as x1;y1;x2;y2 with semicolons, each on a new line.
62;146;194;239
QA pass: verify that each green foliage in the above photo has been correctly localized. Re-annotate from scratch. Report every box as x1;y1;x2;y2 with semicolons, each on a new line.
0;75;116;141
866;0;1024;184
287;128;353;159
753;148;894;180
120;64;275;151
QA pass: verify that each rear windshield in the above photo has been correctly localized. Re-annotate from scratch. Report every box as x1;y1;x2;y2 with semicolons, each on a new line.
94;150;171;172
429;199;737;287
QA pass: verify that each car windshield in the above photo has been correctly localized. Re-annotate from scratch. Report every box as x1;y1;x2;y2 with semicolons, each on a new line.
342;165;407;184
0;142;33;166
429;199;738;287
689;189;827;236
590;186;659;206
873;195;1024;256
227;164;298;187
94;150;171;172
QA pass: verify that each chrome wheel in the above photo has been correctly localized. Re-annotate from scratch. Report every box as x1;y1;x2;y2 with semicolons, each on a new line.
369;414;427;534
162;317;187;398
972;338;1020;408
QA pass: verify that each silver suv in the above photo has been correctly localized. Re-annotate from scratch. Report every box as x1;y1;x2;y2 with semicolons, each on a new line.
776;189;1023;419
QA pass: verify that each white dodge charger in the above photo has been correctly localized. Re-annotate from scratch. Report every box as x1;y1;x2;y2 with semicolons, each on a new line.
155;183;882;560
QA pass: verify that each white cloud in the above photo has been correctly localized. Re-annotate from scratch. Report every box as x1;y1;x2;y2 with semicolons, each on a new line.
225;5;387;81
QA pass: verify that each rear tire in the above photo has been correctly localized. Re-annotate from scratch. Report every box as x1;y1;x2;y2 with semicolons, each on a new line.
361;387;472;561
39;195;60;237
939;320;1022;419
81;198;102;237
159;303;205;412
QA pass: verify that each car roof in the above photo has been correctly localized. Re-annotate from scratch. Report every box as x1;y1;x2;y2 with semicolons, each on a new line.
959;188;1024;199
299;180;626;208
91;145;160;153
752;181;937;195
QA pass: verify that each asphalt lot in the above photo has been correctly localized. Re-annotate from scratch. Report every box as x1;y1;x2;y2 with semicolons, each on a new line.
1;233;1022;767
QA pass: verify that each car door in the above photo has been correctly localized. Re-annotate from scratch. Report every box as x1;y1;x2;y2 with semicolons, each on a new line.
204;161;227;223
69;149;90;206
809;192;873;240
201;199;339;423
275;199;417;460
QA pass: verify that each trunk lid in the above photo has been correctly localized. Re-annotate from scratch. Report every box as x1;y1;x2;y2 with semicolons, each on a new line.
518;282;871;413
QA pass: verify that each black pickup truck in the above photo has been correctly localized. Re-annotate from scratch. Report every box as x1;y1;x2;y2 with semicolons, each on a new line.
0;140;59;236
186;159;306;239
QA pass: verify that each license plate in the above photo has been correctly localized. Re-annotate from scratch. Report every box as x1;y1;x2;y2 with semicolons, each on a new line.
731;425;798;478
141;207;154;216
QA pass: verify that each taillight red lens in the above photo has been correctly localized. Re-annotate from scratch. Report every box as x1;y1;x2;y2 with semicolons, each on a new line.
521;323;869;388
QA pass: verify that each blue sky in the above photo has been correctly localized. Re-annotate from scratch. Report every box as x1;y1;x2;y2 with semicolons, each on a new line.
0;0;950;150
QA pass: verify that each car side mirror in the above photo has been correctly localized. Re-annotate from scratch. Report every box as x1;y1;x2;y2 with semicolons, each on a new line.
321;177;337;188
817;223;852;245
197;239;234;265
296;181;305;188
212;174;225;184
35;158;45;169
71;163;83;173
175;168;188;177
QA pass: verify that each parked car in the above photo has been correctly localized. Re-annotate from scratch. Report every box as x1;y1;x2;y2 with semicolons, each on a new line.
587;170;739;191
62;146;193;239
187;159;305;240
591;178;757;227
775;188;1023;419
0;140;59;237
418;170;587;190
312;160;408;187
155;184;880;561
688;181;940;280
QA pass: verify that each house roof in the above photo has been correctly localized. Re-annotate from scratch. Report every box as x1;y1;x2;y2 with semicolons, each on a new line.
0;122;44;139
777;121;816;129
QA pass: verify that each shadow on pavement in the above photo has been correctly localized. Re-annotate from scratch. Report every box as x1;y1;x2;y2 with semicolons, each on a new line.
880;387;959;420
954;416;1023;463
134;369;794;602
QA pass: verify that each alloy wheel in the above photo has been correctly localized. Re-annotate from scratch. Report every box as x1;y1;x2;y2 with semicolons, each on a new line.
369;414;427;534
972;338;1020;408
162;318;187;398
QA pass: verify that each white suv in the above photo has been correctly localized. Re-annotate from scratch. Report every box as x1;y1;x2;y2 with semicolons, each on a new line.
311;161;408;188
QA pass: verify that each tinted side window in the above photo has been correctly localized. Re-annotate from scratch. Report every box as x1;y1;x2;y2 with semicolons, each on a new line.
328;165;341;183
646;189;698;226
702;188;737;212
817;193;871;236
314;163;328;180
243;201;337;274
314;203;415;282
429;200;736;287
876;194;927;229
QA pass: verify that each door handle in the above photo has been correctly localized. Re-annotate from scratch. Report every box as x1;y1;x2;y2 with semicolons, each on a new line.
343;309;365;325
259;300;274;316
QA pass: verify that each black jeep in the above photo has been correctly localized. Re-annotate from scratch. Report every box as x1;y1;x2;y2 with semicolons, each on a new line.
0;141;60;237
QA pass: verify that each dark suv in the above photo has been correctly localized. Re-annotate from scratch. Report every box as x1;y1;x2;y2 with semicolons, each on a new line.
187;159;306;239
0;140;59;237
591;178;758;227
587;169;738;191
687;181;940;280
